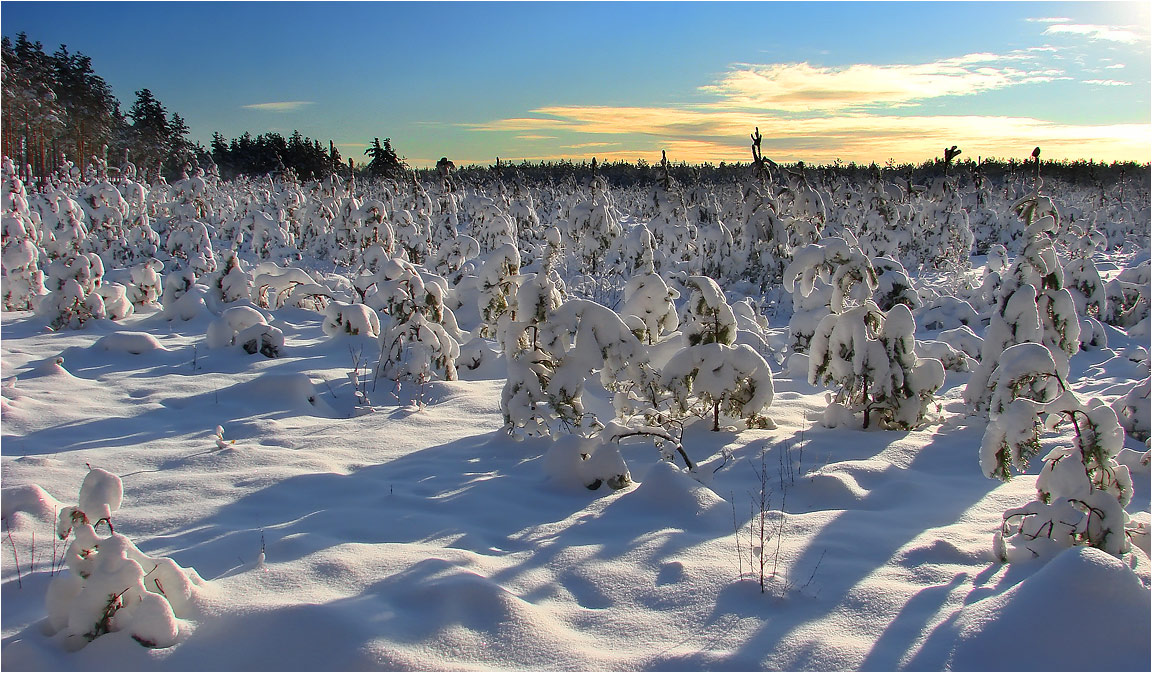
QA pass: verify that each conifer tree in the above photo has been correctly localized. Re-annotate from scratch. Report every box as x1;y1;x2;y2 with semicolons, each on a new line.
364;137;406;180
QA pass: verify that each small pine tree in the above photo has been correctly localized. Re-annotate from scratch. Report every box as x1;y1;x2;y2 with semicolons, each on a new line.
808;301;944;429
363;137;406;180
966;149;1080;414
980;345;1138;560
679;275;737;347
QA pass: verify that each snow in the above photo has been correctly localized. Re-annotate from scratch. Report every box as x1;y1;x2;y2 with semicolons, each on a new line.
3;298;1146;669
2;161;1150;670
948;547;1150;671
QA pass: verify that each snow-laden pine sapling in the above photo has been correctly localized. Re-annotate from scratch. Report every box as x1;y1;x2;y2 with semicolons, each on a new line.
372;259;460;400
46;467;206;650
783;236;878;352
980;343;1139;561
808;301;944;430
662;340;777;432
965;146;1080;414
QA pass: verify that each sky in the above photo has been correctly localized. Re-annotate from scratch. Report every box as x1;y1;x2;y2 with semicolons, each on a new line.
1;1;1150;168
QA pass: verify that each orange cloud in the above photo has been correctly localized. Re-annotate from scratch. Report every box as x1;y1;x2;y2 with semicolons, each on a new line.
698;56;1064;112
469;49;1148;164
476;105;1149;163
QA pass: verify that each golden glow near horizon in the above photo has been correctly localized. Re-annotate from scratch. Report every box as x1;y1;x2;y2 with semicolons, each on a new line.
457;39;1150;168
337;11;1150;169
460;107;1149;167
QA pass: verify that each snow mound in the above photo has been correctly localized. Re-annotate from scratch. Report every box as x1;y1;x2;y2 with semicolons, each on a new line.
228;373;336;417
77;467;122;521
784;351;809;378
625;460;728;527
0;483;64;521
27;355;73;378
390;563;524;631
949;546;1151;671
93;332;167;355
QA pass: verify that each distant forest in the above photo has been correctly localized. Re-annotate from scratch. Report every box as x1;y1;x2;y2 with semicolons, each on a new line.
3;32;1148;189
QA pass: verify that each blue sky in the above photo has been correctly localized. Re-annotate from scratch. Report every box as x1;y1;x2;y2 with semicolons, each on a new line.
2;1;1149;167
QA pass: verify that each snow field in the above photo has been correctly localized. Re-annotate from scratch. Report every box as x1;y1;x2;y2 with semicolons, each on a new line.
1;304;1148;669
2;154;1150;670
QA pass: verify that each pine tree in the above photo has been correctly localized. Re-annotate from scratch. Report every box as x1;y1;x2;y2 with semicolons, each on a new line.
50;45;120;174
364;137;406;180
126;88;170;181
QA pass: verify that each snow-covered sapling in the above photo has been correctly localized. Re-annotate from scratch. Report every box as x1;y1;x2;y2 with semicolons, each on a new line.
205;305;283;357
980;345;1139;560
37;252;112;330
473;242;521;340
679;275;737;347
323;300;381;338
619;270;680;345
501;270;566;437
46;468;205;650
808;302;944;429
662;341;776;432
966;149;1080;414
375;260;461;388
783;236;878;352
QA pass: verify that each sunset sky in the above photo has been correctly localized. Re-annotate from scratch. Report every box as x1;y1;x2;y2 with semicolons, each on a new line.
3;1;1150;167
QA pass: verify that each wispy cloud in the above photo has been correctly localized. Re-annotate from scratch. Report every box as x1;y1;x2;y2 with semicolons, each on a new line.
1027;17;1072;23
1104;63;1126;69
563;141;622;149
1044;23;1144;44
697;54;1062;113
242;101;315;112
472;49;1147;163
477;104;1149;163
1084;79;1132;86
515;134;557;140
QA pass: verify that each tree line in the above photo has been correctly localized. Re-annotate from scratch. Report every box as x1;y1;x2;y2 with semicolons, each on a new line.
2;33;407;185
2;33;201;183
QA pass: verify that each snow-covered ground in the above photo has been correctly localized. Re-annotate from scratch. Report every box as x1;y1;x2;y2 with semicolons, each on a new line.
2;299;1148;670
2;157;1150;670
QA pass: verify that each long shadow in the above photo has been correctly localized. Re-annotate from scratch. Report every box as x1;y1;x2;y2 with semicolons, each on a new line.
857;571;966;670
117;428;744;670
150;426;732;616
144;431;550;579
898;560;1039;670
2;360;350;459
698;415;994;669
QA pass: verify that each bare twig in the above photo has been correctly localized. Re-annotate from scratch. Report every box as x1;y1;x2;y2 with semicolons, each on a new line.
3;517;22;588
800;549;826;594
